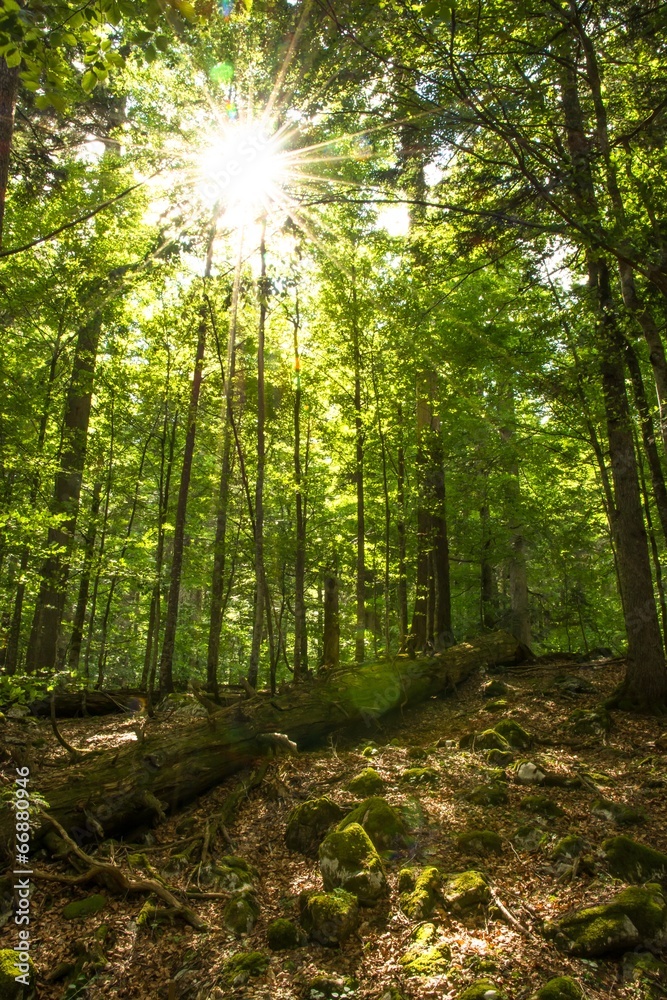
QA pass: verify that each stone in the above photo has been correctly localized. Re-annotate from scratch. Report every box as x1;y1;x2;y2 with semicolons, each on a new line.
299;888;359;946
493;718;531;748
552;835;587;860
591;798;646;826
338;797;409;850
266;918;302;951
0;948;35;1000
515;762;546;785
458;980;505;1000
285;798;345;857
377;989;408;1000
622;951;667;984
545;884;667;957
487;749;514;767
212;855;257;891
220;951;268;987
602;835;667;882
401;766;438;785
304;974;356;999
319;822;388;904
513;824;548;852
568;708;611;735
400;922;451;976
460;730;510;752
62;894;107;919
554;675;597;696
398;865;441;919
347;767;385;796
407;746;429;760
222;892;260;936
519;795;565;818
531;977;585;999
465;782;509;806
483;699;508;712
456;830;503;856
484;679;509;697
441;870;490;914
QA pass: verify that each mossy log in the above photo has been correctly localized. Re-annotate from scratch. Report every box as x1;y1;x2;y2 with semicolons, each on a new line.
2;630;525;853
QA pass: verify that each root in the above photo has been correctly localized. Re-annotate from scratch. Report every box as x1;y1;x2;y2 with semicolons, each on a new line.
50;691;90;761
489;885;539;942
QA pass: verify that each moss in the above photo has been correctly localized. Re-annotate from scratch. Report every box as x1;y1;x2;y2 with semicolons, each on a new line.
493;718;531;748
487;749;514;767
442;870;490;914
377;989;409;1000
513;824;549;852
568;708;611;735
305;974;357;999
338;797;409;850
457;830;503;856
466;782;509;806
319;822;388;904
602;835;667;882
553;835;587;860
407;746;429;760
460;730;510;752
0;948;35;1000
532;977;584;1000
299;888;359;946
62;894;107;919
399;865;441;919
520;795;565;818
400;922;451;976
286;798;345;857
222;891;260;936
347;767;385;796
546;884;667;957
361;745;377;758
591;799;647;826
623;951;667;982
458;979;505;999
220;951;268;986
401;766;438;785
484;699;508;713
267;918;301;951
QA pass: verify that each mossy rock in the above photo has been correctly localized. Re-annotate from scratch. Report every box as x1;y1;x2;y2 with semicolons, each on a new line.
568;707;611;735
591;799;646;826
487;749;514;767
553;835;587;860
319;822;388;904
398;796;428;832
267;918;302;951
222;891;260;936
465;782;509;807
62;894;107;919
531;977;585;1000
520;795;565;818
0;948;35;1000
458;979;505;999
401;766;438;785
361;745;378;758
545;884;667;957
212;854;257;890
622;950;667;984
304;974;357;999
514;761;546;785
407;746;429;761
484;679;509;698
347;767;385;796
399;865;441;919
286;797;345;857
457;830;503;856
484;699;508;713
493;718;531;748
543;773;582;789
442;870;490;914
299;888;359;946
400;922;451;977
602;835;667;882
376;988;409;1000
220;950;268;986
460;730;510;752
338;797;409;850
513;824;549;852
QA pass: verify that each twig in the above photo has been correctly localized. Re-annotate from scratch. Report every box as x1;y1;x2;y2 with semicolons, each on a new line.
50;691;89;761
489;885;539;942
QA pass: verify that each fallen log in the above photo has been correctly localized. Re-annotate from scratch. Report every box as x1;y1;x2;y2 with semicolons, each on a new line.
1;631;525;855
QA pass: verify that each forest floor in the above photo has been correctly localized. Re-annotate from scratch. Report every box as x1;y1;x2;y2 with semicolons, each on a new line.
1;655;666;1000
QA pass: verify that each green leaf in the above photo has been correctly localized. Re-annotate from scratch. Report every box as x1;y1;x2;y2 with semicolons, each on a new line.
81;69;97;93
3;46;20;68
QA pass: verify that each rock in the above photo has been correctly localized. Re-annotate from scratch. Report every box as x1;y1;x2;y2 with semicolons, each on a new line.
531;977;585;999
338;797;409;850
460;730;510;752
441;870;490;914
319;822;388;904
401;766;438;785
553;835;587;860
515;762;546;785
568;707;611;735
222;892;260;936
602;835;667;882
347;767;385;796
266;918;302;950
622;950;667;985
398;865;441;919
299;888;359;946
62;894;107;919
484;680;509;698
285;798;345;857
545;884;667;957
513;824;548;852
493;718;531;748
220;951;268;987
591;798;646;826
0;948;35;999
212;855;257;891
361;745;377;758
487;749;514;767
398;796;428;832
519;794;565;818
554;675;597;696
458;980;505;1000
483;699;508;713
304;974;356;999
407;746;429;760
456;830;504;856
400;922;451;976
377;989;408;1000
543;773;582;789
465;782;509;806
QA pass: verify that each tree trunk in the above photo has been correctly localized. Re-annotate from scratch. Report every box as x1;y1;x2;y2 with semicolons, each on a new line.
322;574;340;668
293;303;308;681
480;501;496;630
0;57;18;247
623;338;667;546
67;481;102;674
352;283;366;664
396;406;408;649
500;393;531;648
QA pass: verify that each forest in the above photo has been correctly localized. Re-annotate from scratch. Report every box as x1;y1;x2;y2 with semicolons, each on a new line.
0;2;667;999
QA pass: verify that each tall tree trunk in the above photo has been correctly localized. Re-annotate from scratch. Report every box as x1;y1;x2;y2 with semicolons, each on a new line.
396;405;408;649
248;221;268;689
623;338;667;546
293;300;308;681
26;314;103;673
67;481;102;674
322;573;340;668
634;425;667;652
499;393;531;648
352;282;366;664
0;57;18;248
480;499;496;630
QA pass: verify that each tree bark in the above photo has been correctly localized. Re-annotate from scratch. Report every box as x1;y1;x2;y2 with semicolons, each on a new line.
293;300;308;681
67;481;102;674
396;405;408;649
352;281;366;664
0;56;18;247
322;573;340;668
